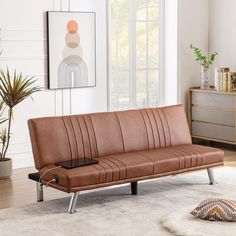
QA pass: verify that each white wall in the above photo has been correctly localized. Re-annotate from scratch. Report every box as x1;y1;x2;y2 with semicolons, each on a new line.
0;0;107;168
178;0;209;109
164;0;178;106
0;0;212;168
70;0;108;114
209;0;236;77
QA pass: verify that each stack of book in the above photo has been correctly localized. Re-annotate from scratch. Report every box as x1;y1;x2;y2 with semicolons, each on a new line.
214;67;236;92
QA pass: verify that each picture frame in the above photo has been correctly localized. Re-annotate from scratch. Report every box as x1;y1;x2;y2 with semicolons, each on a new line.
47;11;96;89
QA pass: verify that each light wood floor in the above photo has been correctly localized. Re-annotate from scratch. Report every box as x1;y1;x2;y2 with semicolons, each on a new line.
0;147;236;210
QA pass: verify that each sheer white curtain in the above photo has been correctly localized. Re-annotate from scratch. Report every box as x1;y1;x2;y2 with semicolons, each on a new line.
108;0;164;110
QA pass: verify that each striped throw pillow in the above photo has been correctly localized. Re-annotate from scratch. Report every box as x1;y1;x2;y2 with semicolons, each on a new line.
191;198;236;222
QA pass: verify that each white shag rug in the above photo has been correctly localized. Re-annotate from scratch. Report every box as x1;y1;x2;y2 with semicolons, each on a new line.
160;207;236;236
1;167;236;236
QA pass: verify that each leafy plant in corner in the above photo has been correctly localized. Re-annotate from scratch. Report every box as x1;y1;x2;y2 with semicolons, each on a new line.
190;44;218;70
0;69;40;162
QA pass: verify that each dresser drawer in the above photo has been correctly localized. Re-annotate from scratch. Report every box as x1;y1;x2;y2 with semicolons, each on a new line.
192;91;235;109
192;107;235;126
192;121;235;141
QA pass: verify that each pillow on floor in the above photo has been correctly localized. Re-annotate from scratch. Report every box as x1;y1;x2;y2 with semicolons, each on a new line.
191;198;236;222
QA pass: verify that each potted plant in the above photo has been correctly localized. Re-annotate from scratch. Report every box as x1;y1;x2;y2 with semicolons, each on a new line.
0;69;40;179
190;44;218;90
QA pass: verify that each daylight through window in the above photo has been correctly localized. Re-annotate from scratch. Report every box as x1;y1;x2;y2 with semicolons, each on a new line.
109;0;162;110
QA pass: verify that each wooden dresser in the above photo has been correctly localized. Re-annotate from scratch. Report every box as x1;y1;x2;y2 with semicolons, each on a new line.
188;87;236;144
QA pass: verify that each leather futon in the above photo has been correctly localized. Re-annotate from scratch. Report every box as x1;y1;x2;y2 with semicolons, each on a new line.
28;105;224;213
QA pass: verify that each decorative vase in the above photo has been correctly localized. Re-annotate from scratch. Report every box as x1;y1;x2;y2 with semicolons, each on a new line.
0;158;12;179
201;66;210;90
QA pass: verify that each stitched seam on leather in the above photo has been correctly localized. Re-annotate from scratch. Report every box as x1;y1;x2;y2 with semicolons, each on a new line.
173;146;201;166
137;152;154;174
162;109;172;147
169;147;191;168
106;156;127;180
194;147;206;165
140;110;150;149
114;112;125;153
85;116;96;157
156;109;167;147
172;147;199;168
82;116;93;158
92;165;106;183
68;116;79;160
157;147;187;169
103;158;121;180
150;109;161;148
107;156;127;179
189;149;198;167
145;109;155;149
100;159;117;181
96;161;108;183
98;159;113;182
185;146;208;166
75;116;85;158
92;164;104;183
187;145;205;155
88;115;99;157
61;117;73;161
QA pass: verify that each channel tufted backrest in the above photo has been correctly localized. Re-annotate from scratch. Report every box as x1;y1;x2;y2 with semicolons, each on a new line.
28;104;191;170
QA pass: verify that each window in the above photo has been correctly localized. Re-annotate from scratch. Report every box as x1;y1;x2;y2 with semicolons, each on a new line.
109;0;163;110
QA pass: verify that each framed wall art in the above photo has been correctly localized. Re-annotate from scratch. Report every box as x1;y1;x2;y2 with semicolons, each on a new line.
47;11;96;89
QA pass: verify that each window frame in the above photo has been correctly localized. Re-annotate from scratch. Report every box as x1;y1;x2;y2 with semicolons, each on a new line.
107;0;165;110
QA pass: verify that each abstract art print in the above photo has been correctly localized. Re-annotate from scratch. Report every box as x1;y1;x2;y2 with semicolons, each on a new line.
47;11;96;89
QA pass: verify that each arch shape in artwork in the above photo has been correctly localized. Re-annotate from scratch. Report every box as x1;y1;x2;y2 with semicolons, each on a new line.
58;55;88;88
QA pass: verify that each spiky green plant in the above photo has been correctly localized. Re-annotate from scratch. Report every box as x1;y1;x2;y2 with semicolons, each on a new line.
0;101;7;125
0;69;40;161
190;44;218;70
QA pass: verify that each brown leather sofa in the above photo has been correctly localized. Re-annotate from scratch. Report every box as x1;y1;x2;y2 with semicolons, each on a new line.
28;105;224;213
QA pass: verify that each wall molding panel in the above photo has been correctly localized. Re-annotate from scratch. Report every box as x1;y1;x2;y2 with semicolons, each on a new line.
0;0;108;168
0;0;66;168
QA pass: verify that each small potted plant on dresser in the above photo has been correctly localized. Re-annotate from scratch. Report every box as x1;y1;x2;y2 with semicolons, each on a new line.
0;69;40;179
190;44;218;90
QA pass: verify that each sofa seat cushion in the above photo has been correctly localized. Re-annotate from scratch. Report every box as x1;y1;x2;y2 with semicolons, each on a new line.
138;144;224;174
40;144;223;190
40;152;154;189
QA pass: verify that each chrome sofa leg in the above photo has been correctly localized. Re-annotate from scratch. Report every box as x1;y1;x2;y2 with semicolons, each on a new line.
37;182;44;202
207;168;215;185
67;192;79;214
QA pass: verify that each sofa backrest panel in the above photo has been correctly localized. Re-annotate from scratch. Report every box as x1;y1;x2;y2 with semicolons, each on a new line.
89;112;124;156
142;109;170;148
162;105;192;146
116;110;149;152
28;117;73;170
28;105;192;170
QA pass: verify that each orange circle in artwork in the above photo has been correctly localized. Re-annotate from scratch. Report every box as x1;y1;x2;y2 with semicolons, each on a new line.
67;20;78;34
